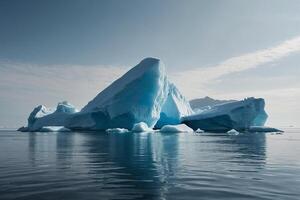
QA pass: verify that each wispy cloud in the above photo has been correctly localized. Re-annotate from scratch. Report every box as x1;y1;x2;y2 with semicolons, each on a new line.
170;35;300;98
213;87;300;127
0;61;129;127
0;61;128;108
1;36;300;127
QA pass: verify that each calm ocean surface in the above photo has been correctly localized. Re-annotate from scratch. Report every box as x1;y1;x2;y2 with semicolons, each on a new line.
0;128;299;200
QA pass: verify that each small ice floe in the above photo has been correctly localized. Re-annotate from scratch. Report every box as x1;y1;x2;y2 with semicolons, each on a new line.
227;129;240;135
160;124;193;133
39;126;71;132
248;126;283;133
195;128;204;133
106;128;129;134
132;122;152;132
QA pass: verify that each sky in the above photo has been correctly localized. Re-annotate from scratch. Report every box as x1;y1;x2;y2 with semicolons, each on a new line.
0;0;299;128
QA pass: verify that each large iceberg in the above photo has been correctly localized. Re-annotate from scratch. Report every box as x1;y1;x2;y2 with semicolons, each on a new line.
65;58;192;130
66;58;169;130
182;98;268;132
20;57;273;133
22;58;193;131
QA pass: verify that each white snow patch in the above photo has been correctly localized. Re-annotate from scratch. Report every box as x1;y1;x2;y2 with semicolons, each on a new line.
195;128;204;133
227;129;239;135
106;128;129;134
132;122;152;132
39;126;71;132
160;124;193;133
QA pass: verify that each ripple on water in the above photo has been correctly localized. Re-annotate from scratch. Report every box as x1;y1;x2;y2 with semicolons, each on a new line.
0;130;299;200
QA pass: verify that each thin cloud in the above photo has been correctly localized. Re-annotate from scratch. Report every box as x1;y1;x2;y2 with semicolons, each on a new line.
211;87;300;127
0;61;129;127
170;35;300;98
1;35;300;127
0;61;128;108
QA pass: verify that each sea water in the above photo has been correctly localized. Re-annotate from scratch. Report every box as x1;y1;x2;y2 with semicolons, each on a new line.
0;128;299;200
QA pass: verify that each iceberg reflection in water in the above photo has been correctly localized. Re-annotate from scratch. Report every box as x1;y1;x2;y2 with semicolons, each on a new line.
0;130;299;200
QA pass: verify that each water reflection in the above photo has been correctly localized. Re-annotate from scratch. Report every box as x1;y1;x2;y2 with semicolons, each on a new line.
229;133;266;161
28;132;59;167
76;132;180;199
25;131;268;199
56;132;75;169
28;132;37;166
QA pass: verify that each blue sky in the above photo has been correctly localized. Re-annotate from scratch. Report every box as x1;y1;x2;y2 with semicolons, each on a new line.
0;0;299;128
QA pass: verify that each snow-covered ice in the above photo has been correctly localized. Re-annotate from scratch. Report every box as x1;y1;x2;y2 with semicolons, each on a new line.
132;122;152;132
160;124;193;133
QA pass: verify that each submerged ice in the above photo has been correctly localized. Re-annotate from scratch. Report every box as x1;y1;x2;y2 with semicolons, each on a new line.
20;57;274;133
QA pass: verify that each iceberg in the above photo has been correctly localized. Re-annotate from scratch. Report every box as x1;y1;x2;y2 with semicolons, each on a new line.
182;98;268;132
19;57;277;133
22;58;193;132
160;124;194;133
26;101;78;132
